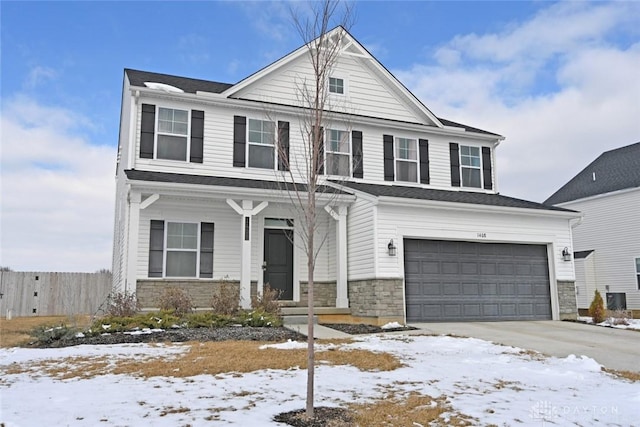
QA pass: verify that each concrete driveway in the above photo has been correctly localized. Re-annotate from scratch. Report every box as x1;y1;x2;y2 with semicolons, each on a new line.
408;321;640;373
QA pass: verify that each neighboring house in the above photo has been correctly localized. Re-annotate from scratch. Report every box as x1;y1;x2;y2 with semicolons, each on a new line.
545;142;640;315
112;27;580;324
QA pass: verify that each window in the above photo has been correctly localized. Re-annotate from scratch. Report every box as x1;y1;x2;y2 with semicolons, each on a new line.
165;222;198;277
460;145;481;188
157;107;189;161
248;119;275;169
636;258;640;290
329;77;344;94
395;137;418;182
326;129;350;176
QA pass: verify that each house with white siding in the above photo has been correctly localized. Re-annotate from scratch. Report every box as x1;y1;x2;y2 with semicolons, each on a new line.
546;142;640;316
112;27;581;324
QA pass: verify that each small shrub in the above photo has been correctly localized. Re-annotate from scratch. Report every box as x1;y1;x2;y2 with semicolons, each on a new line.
211;279;240;315
158;287;193;316
251;284;282;317
589;290;606;324
88;311;182;334
30;323;79;344
184;312;234;328
105;291;140;317
239;309;282;327
606;309;632;326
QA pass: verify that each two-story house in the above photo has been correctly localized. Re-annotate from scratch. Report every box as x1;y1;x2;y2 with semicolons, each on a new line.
546;142;640;316
112;27;580;324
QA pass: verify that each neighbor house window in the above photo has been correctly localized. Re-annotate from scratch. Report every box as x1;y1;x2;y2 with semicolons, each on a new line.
165;222;198;277
326;129;350;176
248;119;276;169
636;257;640;290
460;145;482;188
395;137;418;182
329;77;344;94
157;107;189;161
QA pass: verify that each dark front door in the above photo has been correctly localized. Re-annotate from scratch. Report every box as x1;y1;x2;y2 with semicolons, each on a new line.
264;229;294;300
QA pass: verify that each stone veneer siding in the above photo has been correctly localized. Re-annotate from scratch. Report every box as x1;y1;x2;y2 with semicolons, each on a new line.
348;279;404;319
289;281;336;307
137;280;258;309
557;280;578;320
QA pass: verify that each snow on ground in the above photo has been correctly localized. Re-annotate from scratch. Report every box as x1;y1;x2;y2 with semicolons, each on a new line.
1;335;638;426
578;316;640;330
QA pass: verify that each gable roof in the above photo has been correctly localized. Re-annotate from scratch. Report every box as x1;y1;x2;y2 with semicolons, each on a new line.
545;142;640;205
125;68;233;94
336;181;574;212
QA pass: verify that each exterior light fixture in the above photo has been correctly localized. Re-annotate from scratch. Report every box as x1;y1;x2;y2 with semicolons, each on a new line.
388;239;397;256
562;247;572;262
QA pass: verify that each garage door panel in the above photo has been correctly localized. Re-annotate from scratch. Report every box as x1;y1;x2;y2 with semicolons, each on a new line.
405;239;551;322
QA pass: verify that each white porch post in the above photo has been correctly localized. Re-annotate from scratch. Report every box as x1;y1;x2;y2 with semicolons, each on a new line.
126;191;141;294
226;199;269;309
325;205;349;308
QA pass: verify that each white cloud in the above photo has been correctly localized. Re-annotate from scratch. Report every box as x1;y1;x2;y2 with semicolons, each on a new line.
25;66;57;89
396;2;640;202
0;96;116;272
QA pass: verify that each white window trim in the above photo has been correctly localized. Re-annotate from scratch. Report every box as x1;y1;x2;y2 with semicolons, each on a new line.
394;136;419;183
163;221;201;278
246;117;277;170
635;256;640;290
154;105;191;162
459;144;483;189
328;74;348;96
326;128;351;177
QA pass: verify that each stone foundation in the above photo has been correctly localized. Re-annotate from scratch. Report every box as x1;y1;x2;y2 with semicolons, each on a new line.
348;278;404;324
279;281;336;307
137;279;258;309
557;280;578;320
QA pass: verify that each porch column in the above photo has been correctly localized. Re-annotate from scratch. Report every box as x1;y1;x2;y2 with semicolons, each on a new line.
226;199;268;309
125;191;141;294
325;205;349;308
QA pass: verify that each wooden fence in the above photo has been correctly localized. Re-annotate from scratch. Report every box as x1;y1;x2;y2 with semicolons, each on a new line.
0;271;112;317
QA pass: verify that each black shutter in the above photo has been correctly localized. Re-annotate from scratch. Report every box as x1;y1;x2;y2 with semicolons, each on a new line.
277;121;290;171
482;146;493;190
190;110;204;163
449;143;461;187
140;104;156;159
148;220;164;278
233;116;246;167
200;222;214;278
352;130;363;178
419;139;429;184
383;134;394;181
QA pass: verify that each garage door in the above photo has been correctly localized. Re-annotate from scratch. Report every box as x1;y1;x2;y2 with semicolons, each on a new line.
404;239;551;322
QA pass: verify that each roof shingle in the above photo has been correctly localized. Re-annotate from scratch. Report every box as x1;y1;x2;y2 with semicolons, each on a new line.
125;68;233;94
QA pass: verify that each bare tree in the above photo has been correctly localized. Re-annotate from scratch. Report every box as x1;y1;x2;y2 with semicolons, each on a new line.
277;0;354;418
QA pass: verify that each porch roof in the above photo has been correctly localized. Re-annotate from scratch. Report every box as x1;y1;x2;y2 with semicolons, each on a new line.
125;170;351;195
335;181;575;212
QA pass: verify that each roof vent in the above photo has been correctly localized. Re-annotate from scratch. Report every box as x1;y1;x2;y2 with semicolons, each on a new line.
144;82;184;93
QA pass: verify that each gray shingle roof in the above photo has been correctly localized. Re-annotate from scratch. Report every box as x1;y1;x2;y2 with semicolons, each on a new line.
335;181;573;212
125;69;233;94
545;142;640;205
124;170;349;195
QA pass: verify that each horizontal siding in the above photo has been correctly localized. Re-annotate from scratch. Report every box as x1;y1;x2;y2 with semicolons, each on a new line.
376;204;574;281
346;197;376;279
561;190;640;310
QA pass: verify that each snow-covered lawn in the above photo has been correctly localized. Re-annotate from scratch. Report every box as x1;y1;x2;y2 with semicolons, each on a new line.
1;334;638;426
578;316;640;330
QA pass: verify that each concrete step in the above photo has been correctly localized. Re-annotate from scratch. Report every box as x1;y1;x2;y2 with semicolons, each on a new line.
282;314;318;325
281;307;351;316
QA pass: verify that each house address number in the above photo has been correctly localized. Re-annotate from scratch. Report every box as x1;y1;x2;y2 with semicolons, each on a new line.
477;232;487;238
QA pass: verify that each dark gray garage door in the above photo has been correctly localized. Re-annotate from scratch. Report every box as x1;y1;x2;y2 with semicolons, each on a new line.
404;239;551;322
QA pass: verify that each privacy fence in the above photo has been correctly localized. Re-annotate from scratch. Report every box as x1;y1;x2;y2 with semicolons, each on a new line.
0;271;112;317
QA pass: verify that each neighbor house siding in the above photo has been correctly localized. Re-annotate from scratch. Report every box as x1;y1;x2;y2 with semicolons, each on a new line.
560;189;640;309
346;197;376;280
575;254;597;308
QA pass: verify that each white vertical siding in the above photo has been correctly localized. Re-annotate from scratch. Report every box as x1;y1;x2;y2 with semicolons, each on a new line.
560;189;640;310
346;196;376;279
575;254;597;308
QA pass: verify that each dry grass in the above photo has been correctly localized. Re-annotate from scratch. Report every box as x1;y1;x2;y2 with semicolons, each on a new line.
0;316;91;348
350;392;477;426
602;367;640;382
3;340;403;380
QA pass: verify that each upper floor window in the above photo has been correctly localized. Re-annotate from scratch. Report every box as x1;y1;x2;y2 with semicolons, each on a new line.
248;119;276;169
326;129;350;176
329;77;344;95
157;107;189;161
460;145;482;188
395;137;418;182
636;257;640;290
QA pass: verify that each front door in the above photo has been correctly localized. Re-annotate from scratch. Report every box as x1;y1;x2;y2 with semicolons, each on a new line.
263;228;294;300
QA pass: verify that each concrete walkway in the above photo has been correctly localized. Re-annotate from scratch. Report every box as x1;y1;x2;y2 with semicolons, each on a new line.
285;324;352;339
407;321;640;373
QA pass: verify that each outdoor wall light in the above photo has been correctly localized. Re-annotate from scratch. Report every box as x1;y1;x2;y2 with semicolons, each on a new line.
562;247;572;262
388;239;397;257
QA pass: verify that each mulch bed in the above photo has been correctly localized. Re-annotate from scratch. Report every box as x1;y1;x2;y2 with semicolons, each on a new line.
321;323;417;335
274;406;353;427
